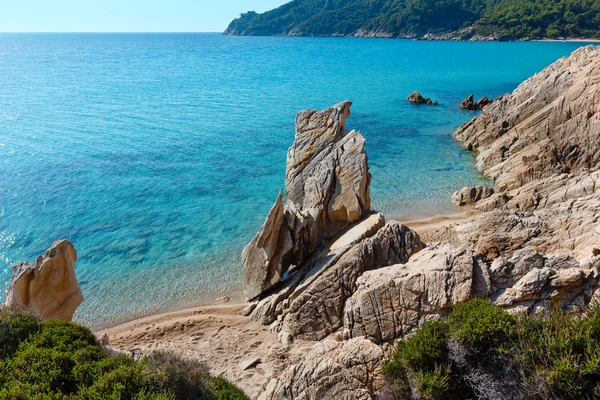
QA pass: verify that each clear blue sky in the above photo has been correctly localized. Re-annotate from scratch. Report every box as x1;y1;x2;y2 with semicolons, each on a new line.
0;0;285;32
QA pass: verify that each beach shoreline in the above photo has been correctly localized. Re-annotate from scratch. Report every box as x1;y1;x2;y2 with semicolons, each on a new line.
92;205;475;332
97;207;479;396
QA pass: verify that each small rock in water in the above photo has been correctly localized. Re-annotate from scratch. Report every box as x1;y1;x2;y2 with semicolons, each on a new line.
407;91;438;105
460;94;491;110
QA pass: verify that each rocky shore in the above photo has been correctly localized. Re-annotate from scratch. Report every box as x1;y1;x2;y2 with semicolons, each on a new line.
4;45;600;399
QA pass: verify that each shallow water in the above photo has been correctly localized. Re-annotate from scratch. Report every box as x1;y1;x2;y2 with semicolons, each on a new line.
0;33;592;327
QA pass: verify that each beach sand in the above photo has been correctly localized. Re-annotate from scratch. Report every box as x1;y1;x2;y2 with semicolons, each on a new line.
98;209;478;399
98;302;315;399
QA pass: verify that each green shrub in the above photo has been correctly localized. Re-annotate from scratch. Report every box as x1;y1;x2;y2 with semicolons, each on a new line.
400;320;449;372
0;308;41;359
415;364;450;399
448;299;515;349
511;306;600;398
381;299;600;399
211;377;249;400
0;311;248;400
144;351;214;400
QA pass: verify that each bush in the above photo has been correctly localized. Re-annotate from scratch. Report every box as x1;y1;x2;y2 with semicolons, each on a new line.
144;350;213;400
448;299;515;349
382;300;600;399
511;305;600;398
0;308;41;359
0;310;248;400
416;365;450;399
211;377;249;400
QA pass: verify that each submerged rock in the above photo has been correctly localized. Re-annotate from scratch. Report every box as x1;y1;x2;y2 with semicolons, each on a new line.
4;240;83;321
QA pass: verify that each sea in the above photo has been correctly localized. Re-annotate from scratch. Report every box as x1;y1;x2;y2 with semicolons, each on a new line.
0;33;592;327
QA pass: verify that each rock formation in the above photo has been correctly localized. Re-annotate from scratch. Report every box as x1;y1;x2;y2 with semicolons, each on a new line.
243;102;424;344
455;45;600;192
343;243;486;344
452;185;494;206
3;240;83;320
407;91;437;105
460;94;491;110
242;101;372;300
261;338;384;400
248;46;600;400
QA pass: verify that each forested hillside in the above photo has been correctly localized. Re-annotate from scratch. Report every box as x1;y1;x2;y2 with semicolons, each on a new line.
224;0;600;40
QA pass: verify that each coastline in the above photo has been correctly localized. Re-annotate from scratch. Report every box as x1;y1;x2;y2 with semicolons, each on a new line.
224;31;600;43
97;207;478;395
91;204;473;332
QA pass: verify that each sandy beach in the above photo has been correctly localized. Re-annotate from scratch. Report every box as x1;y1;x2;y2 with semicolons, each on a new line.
98;302;316;399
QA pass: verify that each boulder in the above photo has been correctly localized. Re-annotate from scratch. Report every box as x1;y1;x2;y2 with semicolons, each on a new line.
343;243;482;343
452;185;494;206
3;240;83;321
407;91;437;105
268;219;423;343
460;94;491;110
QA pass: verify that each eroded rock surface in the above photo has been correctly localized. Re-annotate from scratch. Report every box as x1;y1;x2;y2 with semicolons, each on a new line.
343;243;484;343
455;45;600;192
243;101;372;300
260;338;384;400
452;185;494;206
4;240;83;320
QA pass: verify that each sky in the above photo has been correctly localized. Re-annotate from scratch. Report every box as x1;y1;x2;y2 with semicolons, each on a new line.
0;0;285;32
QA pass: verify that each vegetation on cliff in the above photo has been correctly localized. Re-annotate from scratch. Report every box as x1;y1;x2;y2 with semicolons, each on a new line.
0;309;248;400
381;299;600;399
225;0;600;39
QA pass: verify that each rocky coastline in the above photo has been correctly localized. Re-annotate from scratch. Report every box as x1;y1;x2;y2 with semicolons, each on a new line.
3;45;600;399
225;26;600;43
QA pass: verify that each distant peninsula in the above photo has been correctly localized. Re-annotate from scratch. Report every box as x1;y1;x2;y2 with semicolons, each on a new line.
224;0;600;41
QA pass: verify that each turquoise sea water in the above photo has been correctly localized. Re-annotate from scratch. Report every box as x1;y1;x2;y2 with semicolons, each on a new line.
0;33;592;327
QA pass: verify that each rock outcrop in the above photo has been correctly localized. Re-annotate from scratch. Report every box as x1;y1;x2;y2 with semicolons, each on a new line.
455;45;600;192
242;101;372;300
460;94;491;110
260;338;384;400
406;91;438;105
243;102;424;343
251;46;600;400
452;185;494;206
343;243;485;344
3;240;83;320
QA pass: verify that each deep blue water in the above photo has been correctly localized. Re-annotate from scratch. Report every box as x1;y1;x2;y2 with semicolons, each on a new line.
0;33;592;327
